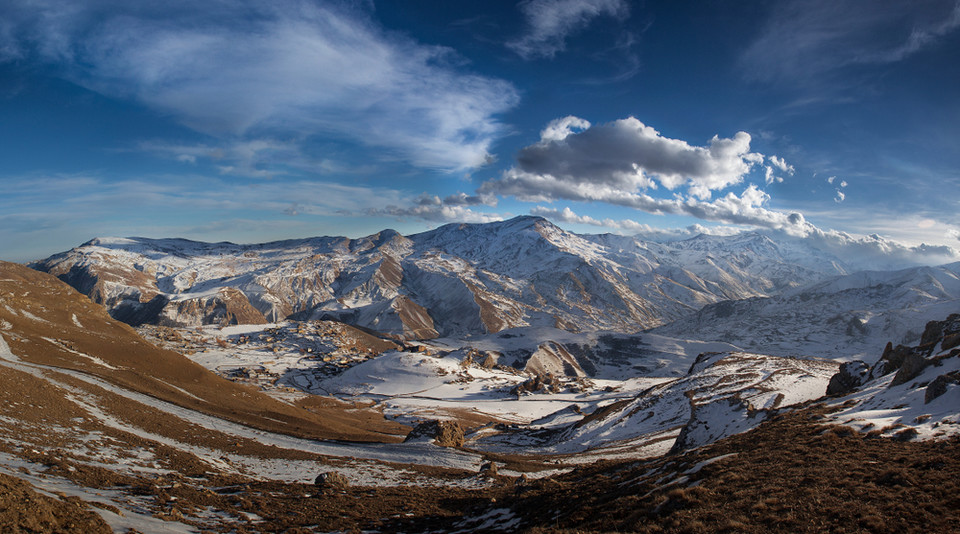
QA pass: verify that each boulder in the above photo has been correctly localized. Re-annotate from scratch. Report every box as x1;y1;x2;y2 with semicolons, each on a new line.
826;361;870;395
925;372;960;404
890;351;930;387
479;462;498;476
314;471;349;491
404;420;465;447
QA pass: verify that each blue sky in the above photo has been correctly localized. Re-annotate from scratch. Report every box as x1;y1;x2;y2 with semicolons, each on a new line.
1;0;959;265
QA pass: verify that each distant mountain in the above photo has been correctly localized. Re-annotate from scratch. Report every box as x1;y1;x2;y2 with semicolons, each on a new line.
32;216;849;339
653;261;960;360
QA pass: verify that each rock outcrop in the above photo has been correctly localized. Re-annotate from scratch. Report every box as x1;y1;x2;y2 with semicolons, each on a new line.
826;361;870;395
829;314;960;402
403;420;465;448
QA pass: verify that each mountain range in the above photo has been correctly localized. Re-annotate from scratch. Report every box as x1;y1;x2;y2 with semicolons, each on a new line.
32;216;850;339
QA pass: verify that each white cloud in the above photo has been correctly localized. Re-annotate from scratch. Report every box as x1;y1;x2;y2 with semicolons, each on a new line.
486;116;764;202
764;166;784;185
1;0;518;171
827;176;836;184
768;155;795;174
835;189;846;203
372;203;504;224
840;180;848;188
529;205;749;237
508;0;629;59
540;115;592;142
794;227;959;270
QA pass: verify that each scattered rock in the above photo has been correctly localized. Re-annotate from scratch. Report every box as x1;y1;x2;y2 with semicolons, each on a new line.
511;373;563;395
925;372;960;404
314;472;349;491
404;420;465;448
479;462;498;476
826;361;870;395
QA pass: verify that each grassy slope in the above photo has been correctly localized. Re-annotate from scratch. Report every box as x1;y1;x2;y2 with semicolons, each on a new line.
0;261;407;443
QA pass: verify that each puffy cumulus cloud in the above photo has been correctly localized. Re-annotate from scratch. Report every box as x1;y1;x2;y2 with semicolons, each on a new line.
1;0;517;171
540;116;592;142
949;228;960;242
529;206;749;238
485;166;815;236
508;0;629;59
835;189;846;203
769;155;795;174
489;116;764;202
741;0;960;84
792;227;959;270
764;155;795;185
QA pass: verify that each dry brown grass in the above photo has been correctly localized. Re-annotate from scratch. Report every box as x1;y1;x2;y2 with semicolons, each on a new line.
498;407;960;533
0;261;409;443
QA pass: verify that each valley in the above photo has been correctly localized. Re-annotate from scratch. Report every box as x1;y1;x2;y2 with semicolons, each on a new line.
2;219;959;532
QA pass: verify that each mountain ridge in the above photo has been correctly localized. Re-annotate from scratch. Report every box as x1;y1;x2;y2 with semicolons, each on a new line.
31;216;852;339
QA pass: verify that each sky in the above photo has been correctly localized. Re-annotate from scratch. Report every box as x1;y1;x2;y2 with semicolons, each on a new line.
1;0;959;267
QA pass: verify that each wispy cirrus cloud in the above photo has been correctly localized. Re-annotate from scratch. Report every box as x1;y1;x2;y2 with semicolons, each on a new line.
741;0;960;85
508;0;629;59
0;0;518;172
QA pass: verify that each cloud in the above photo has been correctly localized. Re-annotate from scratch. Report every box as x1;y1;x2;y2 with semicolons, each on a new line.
795;227;959;270
483;116;764;202
0;172;408;224
768;155;795;174
765;155;795;184
372;203;504;224
827;176;836;184
741;0;960;84
1;0;518;171
531;205;958;270
835;189;846;203
530;205;741;236
508;0;629;59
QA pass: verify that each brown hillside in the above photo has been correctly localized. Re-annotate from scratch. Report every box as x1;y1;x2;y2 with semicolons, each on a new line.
0;261;407;443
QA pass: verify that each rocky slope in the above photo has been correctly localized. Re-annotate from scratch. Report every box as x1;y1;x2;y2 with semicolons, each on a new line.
32;216;848;339
653;261;960;360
